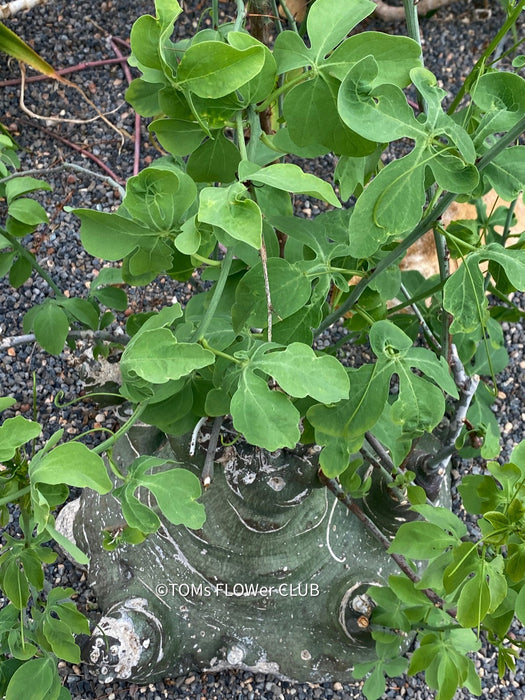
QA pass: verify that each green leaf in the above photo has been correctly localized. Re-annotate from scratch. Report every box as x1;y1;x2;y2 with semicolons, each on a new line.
245;162;341;207
45;523;89;566
253;343;349;403
483;146;525;201
228;31;277;104
149;118;205;156
43;617;80;663
5;657;58;700
177;41;265;98
478;242;525;290
0;397;16;411
306;0;375;62
120;328;214;383
0;415;41;461
187;132;241;183
231;370;300;450
348;148;427;257
325;32;421;87
338;56;424;142
456;570;490;628
516;584;525;625
388;521;458;560
125;78;163;116
30;442;112;493
140;468;205;529
123;167;197;230
232;258;311;331
411;504;467;538
60;298;99;330
74;209;155;261
31;300;70;353
273;30;311;73
198;182;262;248
8;198;47;226
5;176;52;203
1;558;29;610
443;256;488;336
9;256;33;289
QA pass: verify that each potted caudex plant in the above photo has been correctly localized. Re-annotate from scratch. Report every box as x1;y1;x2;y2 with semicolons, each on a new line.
1;0;525;698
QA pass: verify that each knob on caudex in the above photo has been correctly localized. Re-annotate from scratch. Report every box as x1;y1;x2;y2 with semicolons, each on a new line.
56;425;436;683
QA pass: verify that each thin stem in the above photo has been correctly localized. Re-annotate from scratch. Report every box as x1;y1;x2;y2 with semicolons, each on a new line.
0;485;30;508
256;71;307;112
260;238;273;340
365;432;396;474
191;248;234;342
400;282;441;352
92;403;147;456
212;0;219;29
278;0;298;32
433;228;450;358
314;114;525;337
0;229;63;297
270;0;284;34
234;0;247;31
0;162;125;197
236;112;248;161
448;0;525;114
200;339;243;364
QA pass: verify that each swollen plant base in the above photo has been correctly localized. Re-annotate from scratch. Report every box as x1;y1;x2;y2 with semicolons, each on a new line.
57;425;428;684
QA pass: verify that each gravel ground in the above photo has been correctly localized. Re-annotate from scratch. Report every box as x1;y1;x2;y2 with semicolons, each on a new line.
0;0;524;698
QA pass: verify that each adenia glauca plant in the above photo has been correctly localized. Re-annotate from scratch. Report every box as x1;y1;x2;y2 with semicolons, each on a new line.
2;0;525;698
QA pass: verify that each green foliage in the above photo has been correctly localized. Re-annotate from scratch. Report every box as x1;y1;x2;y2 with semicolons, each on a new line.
2;0;525;697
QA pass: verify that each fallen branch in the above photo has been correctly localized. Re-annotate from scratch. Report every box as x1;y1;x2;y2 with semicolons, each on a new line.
0;329;129;351
373;0;459;21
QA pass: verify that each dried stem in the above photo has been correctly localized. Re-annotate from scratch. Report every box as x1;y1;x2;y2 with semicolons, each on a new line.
18;118;125;184
0;56;128;88
0;162;125;197
0;329;129;351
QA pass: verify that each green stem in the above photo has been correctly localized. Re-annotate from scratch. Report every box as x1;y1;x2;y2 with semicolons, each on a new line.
0;485;30;507
278;0;298;33
212;0;219;29
191;252;221;267
191;248;234;342
236;112;248;161
92;403;147;456
256;71;308;112
247;105;262;162
234;0;247;31
448;0;525;114
270;0;284;34
200;338;243;364
314;114;525;337
0;228;63;297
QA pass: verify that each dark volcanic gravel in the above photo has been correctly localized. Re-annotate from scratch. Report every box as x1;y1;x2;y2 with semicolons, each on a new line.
0;1;524;698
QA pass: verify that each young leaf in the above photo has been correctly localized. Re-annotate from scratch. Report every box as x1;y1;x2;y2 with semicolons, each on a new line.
140;468;205;529
253;342;350;403
388;521;458;560
177;42;265;98
0;415;41;461
198;183;262;249
245;162;341;207
231;370;300;450
306;0;375;62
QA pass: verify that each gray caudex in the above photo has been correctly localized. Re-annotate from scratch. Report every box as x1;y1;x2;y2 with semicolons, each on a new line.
57;424;431;683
